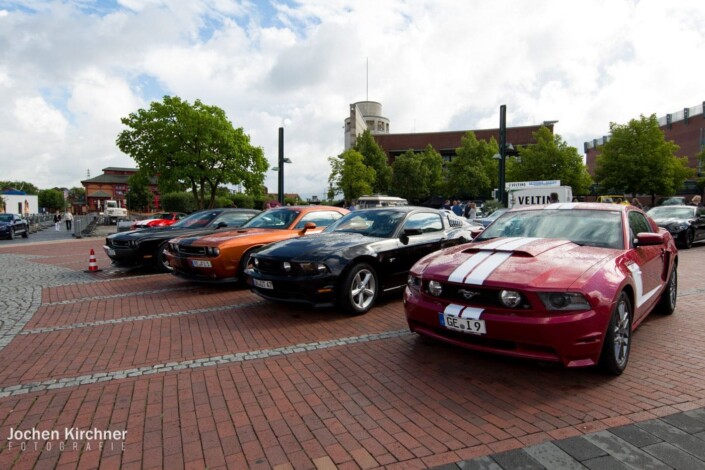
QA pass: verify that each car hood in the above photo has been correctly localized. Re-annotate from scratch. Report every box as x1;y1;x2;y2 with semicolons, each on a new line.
257;232;384;260
0;221;10;227
108;225;218;241
418;237;616;290
174;228;295;246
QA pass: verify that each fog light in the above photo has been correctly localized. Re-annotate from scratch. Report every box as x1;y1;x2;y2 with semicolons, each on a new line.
428;280;442;296
282;262;291;272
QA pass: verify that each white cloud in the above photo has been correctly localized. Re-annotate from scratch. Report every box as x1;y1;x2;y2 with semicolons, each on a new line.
0;0;704;199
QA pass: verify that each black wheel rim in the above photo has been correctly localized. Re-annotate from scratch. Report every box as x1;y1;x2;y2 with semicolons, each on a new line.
612;297;631;368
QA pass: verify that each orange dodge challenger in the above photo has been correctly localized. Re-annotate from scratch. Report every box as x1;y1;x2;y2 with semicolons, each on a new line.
165;205;349;283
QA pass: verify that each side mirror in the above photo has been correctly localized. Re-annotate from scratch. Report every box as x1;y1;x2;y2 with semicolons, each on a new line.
400;228;422;245
634;232;665;247
299;221;316;235
216;221;228;229
470;227;484;239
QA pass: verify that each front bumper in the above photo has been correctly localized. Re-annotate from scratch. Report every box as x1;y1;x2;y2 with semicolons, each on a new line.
166;252;240;283
103;245;147;267
403;288;608;368
246;269;338;307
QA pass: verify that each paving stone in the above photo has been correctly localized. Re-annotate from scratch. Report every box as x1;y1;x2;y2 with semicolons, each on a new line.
490;449;544;470
582;455;631;470
636;420;705;460
584;431;670;470
554;436;607;461
642;443;705;470
456;456;503;470
608;425;663;449
524;442;586;470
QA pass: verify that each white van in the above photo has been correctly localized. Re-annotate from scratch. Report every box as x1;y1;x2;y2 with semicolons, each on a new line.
356;195;408;209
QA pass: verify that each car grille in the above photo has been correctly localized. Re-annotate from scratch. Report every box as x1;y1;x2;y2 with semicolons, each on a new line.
109;239;132;248
253;258;285;275
431;283;532;310
174;245;207;257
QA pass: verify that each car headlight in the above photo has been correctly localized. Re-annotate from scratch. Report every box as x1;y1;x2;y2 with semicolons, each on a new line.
499;290;522;308
282;261;291;272
538;292;591;311
407;274;421;293
253;257;259;267
428;280;443;296
205;247;220;257
297;262;327;274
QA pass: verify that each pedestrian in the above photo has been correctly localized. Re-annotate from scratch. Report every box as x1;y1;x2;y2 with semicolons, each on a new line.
549;192;559;204
64;210;74;231
464;202;477;220
452;200;463;216
689;195;702;207
53;211;61;231
348;200;357;211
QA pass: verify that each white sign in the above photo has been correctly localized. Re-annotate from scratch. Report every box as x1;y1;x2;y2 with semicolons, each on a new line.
506;180;560;190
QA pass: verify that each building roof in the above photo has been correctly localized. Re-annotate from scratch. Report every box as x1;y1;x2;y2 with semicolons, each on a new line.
82;174;131;184
87;190;113;198
103;167;138;173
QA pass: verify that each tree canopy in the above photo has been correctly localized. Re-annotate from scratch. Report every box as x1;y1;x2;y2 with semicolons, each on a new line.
445;132;498;199
116;96;268;210
595;114;693;201
328;149;375;202
38;188;65;211
506;127;593;195
390;145;444;203
353;130;392;194
0;181;39;194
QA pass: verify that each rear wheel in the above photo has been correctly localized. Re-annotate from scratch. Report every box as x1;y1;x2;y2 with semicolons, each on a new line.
655;267;677;315
339;263;378;315
8;228;14;240
599;292;632;375
22;224;29;238
682;229;694;249
155;242;172;273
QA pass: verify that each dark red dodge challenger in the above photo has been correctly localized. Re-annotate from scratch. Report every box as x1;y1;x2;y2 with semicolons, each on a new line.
404;203;678;375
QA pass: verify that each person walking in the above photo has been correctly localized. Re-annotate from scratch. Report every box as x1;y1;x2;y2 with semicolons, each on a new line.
64;210;74;231
464;202;477;220
53;211;61;231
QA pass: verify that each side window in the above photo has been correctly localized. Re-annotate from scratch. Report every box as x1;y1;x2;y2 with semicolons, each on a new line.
215;212;252;227
403;213;444;233
628;211;652;242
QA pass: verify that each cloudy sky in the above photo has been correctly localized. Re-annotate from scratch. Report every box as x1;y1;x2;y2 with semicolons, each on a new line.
1;0;703;200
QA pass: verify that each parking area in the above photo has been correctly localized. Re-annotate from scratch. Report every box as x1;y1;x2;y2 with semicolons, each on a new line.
0;235;704;469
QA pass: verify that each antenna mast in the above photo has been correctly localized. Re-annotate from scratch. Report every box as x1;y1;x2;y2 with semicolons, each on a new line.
366;57;369;101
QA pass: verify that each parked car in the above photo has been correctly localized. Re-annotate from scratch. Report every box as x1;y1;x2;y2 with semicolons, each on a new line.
472;208;508;227
0;213;29;240
130;212;187;230
441;209;483;229
165;206;349;284
656;197;686;206
404;203;678;375
247;207;474;315
104;208;259;272
647;205;705;249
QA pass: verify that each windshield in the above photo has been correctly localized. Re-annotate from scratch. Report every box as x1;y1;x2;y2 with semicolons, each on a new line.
0;214;12;222
647;206;694;219
242;209;300;229
172;210;221;229
475;209;624;249
325;210;406;238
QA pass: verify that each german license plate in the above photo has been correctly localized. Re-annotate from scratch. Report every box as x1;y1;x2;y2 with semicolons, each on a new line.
254;279;273;289
191;260;212;268
440;313;486;334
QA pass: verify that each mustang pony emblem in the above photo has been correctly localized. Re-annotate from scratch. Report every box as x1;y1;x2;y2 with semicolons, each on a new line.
458;289;481;300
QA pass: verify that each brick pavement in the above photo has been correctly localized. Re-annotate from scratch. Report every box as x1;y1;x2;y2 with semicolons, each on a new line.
0;235;704;469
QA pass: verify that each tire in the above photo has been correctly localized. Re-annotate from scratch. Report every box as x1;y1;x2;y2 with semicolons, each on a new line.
599;292;632;376
238;248;259;284
8;228;14;240
338;263;379;315
22;224;29;238
655;266;677;315
155;242;173;273
682;229;694;249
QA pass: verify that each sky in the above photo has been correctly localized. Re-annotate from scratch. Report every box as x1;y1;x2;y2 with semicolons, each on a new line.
1;0;704;200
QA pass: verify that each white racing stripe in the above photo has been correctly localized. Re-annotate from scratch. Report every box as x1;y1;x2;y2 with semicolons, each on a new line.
448;237;539;285
443;304;484;320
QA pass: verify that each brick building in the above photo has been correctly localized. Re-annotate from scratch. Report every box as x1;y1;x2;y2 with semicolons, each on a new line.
81;167;158;212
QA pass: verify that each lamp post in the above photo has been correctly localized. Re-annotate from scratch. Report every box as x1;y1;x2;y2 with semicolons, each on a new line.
274;127;292;204
498;105;507;207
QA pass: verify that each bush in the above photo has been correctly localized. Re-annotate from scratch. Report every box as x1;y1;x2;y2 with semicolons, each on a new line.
161;192;197;213
231;193;255;209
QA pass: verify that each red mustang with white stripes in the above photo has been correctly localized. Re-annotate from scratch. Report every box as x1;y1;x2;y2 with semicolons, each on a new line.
404;203;678;375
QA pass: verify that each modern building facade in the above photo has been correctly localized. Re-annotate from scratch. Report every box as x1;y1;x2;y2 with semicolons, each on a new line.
584;102;705;180
344;101;390;150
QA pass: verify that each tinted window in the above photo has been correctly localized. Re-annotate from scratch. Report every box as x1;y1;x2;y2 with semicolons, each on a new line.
327;210;406;238
295;211;344;229
243;209;300;229
628;211;652;238
174;211;221;228
213;211;256;227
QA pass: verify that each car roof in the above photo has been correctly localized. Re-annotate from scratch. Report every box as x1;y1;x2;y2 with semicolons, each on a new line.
352;206;437;214
508;202;630;213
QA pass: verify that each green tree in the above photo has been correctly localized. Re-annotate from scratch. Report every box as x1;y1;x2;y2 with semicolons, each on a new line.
38;189;65;211
126;172;152;212
354;130;392;194
161;192;197;213
506;127;593;195
445;132;498;199
328;150;375;202
595;114;694;204
391;145;444;203
0;181;39;194
116;96;268;210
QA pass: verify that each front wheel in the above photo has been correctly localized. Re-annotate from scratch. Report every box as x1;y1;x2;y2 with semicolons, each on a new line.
599;292;632;375
155;242;172;273
339;263;378;315
8;228;14;240
22;225;29;238
682;229;694;249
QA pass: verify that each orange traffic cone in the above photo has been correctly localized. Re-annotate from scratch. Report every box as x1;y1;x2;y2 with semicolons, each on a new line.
85;249;102;273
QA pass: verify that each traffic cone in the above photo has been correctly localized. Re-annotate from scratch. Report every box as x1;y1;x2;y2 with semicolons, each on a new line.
85;249;102;273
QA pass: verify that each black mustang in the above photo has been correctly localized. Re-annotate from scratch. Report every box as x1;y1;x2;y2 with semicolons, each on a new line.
104;208;259;272
0;213;30;240
246;207;473;314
